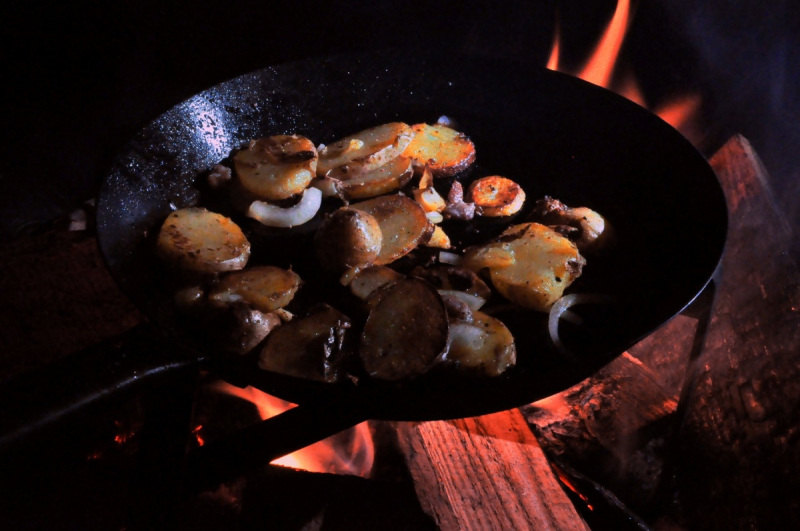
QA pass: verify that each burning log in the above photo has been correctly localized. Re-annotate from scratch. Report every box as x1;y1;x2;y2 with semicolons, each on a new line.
518;137;800;529
672;136;800;529
522;349;683;516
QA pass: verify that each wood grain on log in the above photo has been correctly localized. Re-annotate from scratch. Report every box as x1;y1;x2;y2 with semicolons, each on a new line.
395;409;589;531
673;135;800;529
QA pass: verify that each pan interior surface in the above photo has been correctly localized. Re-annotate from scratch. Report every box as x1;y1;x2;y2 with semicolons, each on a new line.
97;49;727;421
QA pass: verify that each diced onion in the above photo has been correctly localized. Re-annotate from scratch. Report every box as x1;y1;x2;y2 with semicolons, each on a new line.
426;211;444;224
273;308;294;322
438;250;462;265
247;187;322;228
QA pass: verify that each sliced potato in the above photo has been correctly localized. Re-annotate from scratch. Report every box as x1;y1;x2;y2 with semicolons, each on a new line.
468;176;526;217
402;123;476;176
348;265;404;300
233;135;317;201
462;222;585;311
156;207;250;273
208;265;301;312
360;278;449;380
327;155;414;200
446;311;516;376
317;122;414;176
259;304;351;382
350;194;433;265
315;207;383;273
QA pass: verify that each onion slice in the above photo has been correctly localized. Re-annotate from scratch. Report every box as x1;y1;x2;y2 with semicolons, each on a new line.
247;186;322;228
548;293;613;358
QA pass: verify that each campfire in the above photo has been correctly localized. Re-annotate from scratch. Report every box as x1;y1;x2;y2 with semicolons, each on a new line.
547;0;701;144
199;381;374;477
1;1;797;529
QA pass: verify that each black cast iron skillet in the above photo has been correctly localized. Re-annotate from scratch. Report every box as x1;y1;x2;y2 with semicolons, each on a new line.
6;49;729;484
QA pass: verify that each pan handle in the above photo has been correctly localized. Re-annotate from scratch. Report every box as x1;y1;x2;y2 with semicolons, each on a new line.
181;391;370;494
0;322;202;455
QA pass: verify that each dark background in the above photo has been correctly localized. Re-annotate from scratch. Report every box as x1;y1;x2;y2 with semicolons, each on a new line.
2;0;798;246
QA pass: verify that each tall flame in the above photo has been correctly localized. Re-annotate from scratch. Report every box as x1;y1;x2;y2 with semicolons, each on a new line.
210;381;375;477
547;0;700;143
576;0;631;88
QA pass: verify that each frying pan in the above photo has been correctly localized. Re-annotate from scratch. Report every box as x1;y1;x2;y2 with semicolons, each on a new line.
6;49;729;485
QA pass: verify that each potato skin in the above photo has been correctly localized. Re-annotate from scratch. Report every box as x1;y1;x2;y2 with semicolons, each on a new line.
314;207;383;273
359;278;449;380
350;194;433;265
258;304;351;382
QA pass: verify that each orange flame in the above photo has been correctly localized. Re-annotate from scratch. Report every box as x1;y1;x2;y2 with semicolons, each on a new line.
577;0;631;88
547;0;700;142
553;464;594;511
546;18;560;71
210;381;375;477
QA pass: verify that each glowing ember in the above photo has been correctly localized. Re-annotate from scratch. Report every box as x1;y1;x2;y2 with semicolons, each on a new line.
531;393;571;418
553;463;594;512
210;381;374;477
192;424;206;447
113;419;135;445
547;0;700;142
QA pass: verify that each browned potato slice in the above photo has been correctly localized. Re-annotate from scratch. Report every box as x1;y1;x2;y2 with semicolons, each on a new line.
317;122;414;176
156;207;250;273
234;135;317;201
327;155;414;200
468;176;526;217
462;222;585;311
258;304;351;382
447;311;516;376
348;265;404;300
350;194;433;265
402;123;476;176
360;278;449;380
315;207;383;273
208;265;301;312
